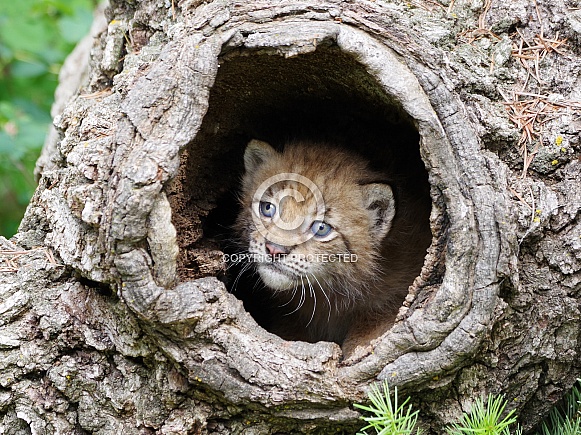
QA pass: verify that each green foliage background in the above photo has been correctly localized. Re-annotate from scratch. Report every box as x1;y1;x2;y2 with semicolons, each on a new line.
0;0;95;237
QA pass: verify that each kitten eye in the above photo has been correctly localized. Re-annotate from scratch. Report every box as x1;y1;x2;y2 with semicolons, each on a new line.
311;221;332;237
259;201;276;218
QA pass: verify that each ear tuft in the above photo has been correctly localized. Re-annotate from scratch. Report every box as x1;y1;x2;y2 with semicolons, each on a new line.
244;140;277;173
360;183;396;242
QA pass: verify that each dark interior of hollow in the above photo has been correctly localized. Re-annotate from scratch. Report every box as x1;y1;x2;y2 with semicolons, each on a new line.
167;45;432;344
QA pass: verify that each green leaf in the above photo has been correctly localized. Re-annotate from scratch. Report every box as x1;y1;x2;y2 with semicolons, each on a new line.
355;381;422;435
58;7;94;43
0;131;17;156
10;59;48;78
447;395;518;435
0;19;52;54
538;379;581;435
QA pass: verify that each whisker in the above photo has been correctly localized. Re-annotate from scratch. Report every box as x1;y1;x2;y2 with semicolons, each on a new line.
279;281;298;308
318;275;338;312
286;277;305;316
252;274;264;291
231;260;253;292
305;274;317;327
310;273;331;323
225;256;248;271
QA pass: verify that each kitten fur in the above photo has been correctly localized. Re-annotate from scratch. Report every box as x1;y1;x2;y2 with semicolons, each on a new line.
233;139;431;344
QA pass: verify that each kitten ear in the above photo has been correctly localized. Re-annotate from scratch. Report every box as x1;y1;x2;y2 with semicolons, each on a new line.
360;183;396;241
244;139;277;173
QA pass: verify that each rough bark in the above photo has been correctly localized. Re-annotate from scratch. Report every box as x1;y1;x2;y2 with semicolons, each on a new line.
1;0;580;433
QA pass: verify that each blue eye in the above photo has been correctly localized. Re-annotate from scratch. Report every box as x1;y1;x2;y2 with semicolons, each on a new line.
259;201;276;218
311;221;332;237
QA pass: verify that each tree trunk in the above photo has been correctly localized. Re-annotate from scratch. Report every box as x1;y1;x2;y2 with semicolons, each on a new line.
2;0;581;433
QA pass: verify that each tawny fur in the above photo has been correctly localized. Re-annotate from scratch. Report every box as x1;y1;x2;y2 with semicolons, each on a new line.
233;140;431;344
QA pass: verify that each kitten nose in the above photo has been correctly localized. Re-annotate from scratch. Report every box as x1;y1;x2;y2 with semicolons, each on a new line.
265;241;290;256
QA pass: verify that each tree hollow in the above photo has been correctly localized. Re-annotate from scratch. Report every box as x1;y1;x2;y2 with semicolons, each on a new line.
121;22;513;389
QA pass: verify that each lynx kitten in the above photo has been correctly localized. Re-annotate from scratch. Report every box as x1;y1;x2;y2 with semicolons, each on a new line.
234;139;429;344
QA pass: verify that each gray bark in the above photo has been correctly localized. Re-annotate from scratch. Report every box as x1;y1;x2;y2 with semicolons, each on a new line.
1;0;581;433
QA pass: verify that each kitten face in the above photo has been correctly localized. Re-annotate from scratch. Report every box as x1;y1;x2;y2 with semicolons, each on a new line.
235;140;396;306
247;179;347;290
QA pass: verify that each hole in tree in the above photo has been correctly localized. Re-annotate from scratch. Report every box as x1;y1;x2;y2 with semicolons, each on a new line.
167;45;432;348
